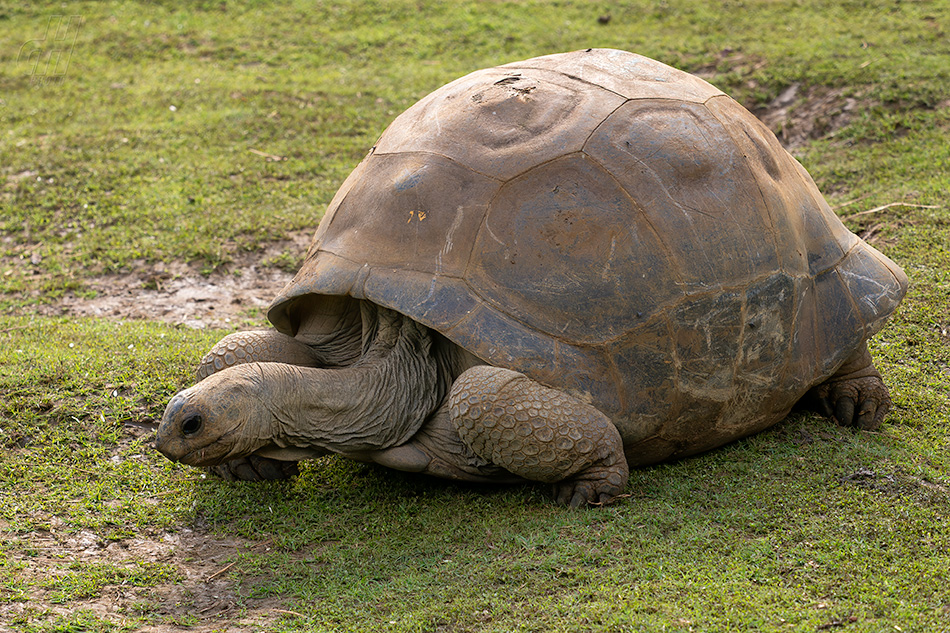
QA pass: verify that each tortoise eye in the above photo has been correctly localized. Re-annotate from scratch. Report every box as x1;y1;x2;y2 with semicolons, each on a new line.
182;415;203;436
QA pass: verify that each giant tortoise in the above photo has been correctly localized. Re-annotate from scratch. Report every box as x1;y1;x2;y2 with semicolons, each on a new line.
156;49;908;507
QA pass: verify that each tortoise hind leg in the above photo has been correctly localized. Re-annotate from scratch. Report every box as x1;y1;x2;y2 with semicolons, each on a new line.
808;341;892;430
449;366;629;508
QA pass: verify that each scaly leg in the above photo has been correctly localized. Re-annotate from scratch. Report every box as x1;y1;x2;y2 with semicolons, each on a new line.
197;329;324;380
448;366;628;507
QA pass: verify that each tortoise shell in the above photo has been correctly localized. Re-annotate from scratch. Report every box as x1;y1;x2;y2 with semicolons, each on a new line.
268;49;907;465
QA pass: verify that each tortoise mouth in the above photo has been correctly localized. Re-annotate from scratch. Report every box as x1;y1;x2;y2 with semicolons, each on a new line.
176;441;234;467
162;427;243;466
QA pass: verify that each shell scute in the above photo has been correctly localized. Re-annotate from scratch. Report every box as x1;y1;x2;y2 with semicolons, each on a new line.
468;152;679;345
363;270;479;333
836;245;907;337
606;317;677;442
585;98;780;292
313;152;498;278
813;268;865;376
671;290;743;401
737;273;797;385
374;67;625;181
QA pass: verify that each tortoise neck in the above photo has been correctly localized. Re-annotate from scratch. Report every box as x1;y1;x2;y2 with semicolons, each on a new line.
263;306;449;453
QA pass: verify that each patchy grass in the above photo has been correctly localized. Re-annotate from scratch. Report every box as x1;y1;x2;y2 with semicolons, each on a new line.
1;0;949;631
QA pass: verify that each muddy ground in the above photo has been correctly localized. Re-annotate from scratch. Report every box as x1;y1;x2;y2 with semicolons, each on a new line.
8;522;290;631
33;231;313;330
6;83;873;632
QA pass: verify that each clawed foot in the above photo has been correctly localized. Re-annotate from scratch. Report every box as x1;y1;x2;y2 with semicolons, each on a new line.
208;455;300;481
811;375;891;430
553;458;629;508
807;342;893;431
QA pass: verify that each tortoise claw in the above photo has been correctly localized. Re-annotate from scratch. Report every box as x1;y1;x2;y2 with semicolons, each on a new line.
814;376;890;431
552;464;627;509
855;399;877;429
834;396;856;427
208;455;300;481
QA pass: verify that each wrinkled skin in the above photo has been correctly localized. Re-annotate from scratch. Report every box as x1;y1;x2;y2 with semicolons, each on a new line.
805;345;892;431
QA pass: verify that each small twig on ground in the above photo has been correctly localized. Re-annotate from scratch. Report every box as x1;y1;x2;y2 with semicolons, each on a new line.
0;325;31;335
249;148;287;161
860;222;884;242
832;194;871;210
588;493;636;507
841;201;940;222
206;561;238;581
273;609;306;618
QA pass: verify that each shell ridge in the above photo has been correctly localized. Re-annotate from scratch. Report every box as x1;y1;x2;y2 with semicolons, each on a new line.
702;95;784;269
369;149;504;183
580;149;689;292
580;98;630;148
813;239;860;278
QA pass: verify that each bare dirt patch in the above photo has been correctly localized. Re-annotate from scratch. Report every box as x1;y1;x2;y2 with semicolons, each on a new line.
5;524;292;632
694;49;874;150
34;231;312;330
753;83;870;150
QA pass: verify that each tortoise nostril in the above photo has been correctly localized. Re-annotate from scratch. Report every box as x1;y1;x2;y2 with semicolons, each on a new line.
182;415;203;436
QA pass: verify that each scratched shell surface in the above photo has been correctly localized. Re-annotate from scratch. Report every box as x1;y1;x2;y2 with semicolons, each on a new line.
268;49;908;466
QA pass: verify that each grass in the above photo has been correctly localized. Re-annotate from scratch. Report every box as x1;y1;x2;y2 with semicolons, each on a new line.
1;0;949;631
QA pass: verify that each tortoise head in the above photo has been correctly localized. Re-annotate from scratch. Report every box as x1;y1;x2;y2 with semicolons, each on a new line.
156;366;272;467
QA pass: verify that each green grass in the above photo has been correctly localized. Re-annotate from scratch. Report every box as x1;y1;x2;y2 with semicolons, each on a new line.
1;0;949;631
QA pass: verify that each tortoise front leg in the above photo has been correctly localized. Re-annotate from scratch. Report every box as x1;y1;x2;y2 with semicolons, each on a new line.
809;341;892;430
194;330;322;481
448;366;629;507
197;329;325;380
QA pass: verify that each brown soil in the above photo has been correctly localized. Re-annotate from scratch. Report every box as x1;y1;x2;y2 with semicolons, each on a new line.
694;49;872;151
34;231;312;329
7;523;291;631
753;82;869;150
